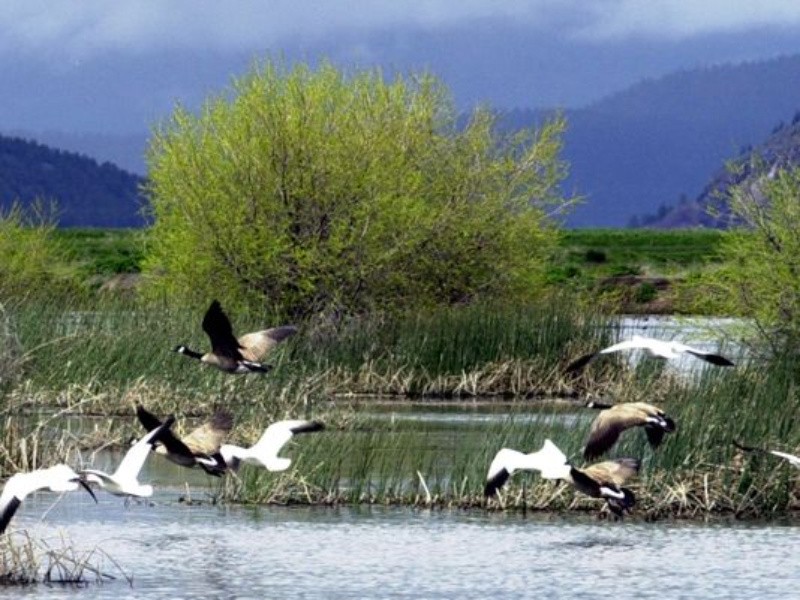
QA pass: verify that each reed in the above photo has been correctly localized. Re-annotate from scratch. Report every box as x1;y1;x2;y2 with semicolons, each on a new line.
223;358;799;520
0;295;611;413
0;530;128;586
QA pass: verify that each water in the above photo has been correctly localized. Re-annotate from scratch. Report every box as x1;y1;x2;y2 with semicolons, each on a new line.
4;492;798;599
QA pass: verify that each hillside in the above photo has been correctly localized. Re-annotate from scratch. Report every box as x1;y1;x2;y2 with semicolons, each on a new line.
9;54;800;228
640;111;800;228
504;54;800;227
0;134;144;227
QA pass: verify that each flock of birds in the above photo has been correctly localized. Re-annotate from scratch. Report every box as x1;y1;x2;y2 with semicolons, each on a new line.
0;300;322;535
1;303;798;532
484;334;799;516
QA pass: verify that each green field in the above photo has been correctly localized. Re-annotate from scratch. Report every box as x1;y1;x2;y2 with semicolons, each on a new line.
54;226;728;281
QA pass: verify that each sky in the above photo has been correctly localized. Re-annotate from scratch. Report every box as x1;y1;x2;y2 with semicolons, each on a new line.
3;1;800;133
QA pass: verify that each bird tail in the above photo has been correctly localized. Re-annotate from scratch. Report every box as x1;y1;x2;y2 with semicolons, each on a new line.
241;360;272;373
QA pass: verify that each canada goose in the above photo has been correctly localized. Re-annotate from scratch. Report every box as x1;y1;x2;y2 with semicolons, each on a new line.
565;335;734;374
734;441;800;469
583;401;676;459
0;465;97;534
219;420;324;472
135;405;232;476
484;439;640;516
174;300;297;374
80;416;176;498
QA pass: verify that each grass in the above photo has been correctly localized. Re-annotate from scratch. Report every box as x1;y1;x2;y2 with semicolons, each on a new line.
217;357;798;520
1;292;796;520
0;295;612;416
0;530;128;586
46;227;734;314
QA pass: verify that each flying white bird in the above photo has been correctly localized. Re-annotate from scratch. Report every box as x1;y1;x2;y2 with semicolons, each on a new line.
0;464;97;534
218;420;324;472
484;439;640;516
734;441;800;469
565;335;734;374
80;416;176;497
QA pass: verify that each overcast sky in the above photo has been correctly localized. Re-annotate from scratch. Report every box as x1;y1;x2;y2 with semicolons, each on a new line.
6;0;800;54
3;1;800;133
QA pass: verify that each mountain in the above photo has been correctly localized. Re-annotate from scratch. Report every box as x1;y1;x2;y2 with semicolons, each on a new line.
569;56;800;226
639;112;800;228
504;55;800;227
0;134;145;227
10;54;800;228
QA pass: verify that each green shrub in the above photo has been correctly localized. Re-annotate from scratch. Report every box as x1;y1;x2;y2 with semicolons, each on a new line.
0;202;74;300
143;60;575;316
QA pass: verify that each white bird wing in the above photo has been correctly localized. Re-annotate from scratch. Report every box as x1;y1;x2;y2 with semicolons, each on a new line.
598;338;653;355
769;450;800;468
114;420;171;482
671;341;735;366
250;420;307;459
527;439;570;480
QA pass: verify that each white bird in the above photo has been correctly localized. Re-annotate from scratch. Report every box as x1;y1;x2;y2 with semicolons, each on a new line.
484;439;640;516
80;416;176;497
0;464;97;534
218;420;324;472
734;441;800;469
565;334;734;374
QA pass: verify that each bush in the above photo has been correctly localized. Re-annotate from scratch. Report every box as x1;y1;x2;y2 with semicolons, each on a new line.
143;60;575;317
0;202;72;300
705;166;800;356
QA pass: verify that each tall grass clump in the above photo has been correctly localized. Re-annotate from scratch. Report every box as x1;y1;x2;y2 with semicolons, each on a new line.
294;298;614;397
0;531;126;586
2;294;612;412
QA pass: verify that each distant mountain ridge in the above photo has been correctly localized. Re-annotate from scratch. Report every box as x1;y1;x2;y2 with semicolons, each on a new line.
640;112;800;228
8;54;800;228
0;134;144;227
503;54;800;227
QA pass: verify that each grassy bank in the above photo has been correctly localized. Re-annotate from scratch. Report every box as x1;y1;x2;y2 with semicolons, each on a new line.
2;281;796;521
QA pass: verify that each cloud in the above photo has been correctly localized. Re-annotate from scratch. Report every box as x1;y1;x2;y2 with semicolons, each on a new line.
2;0;800;61
574;0;800;41
0;1;575;58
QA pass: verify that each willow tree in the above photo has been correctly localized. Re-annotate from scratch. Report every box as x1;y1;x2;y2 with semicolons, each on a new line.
704;167;800;357
143;61;574;317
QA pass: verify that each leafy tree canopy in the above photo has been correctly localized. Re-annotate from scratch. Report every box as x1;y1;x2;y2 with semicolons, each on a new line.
143;60;574;317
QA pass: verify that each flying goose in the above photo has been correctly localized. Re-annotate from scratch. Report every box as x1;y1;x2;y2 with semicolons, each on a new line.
0;465;98;534
583;401;676;459
80;416;176;498
484;439;640;516
135;405;232;476
565;335;734;374
734;441;800;469
218;420;324;472
174;300;297;374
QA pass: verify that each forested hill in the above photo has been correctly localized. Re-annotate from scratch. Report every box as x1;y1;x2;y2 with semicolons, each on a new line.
639;113;800;228
0;134;144;227
502;54;800;227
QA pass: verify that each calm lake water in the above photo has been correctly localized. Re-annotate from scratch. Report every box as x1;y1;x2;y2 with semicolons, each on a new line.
5;486;799;599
